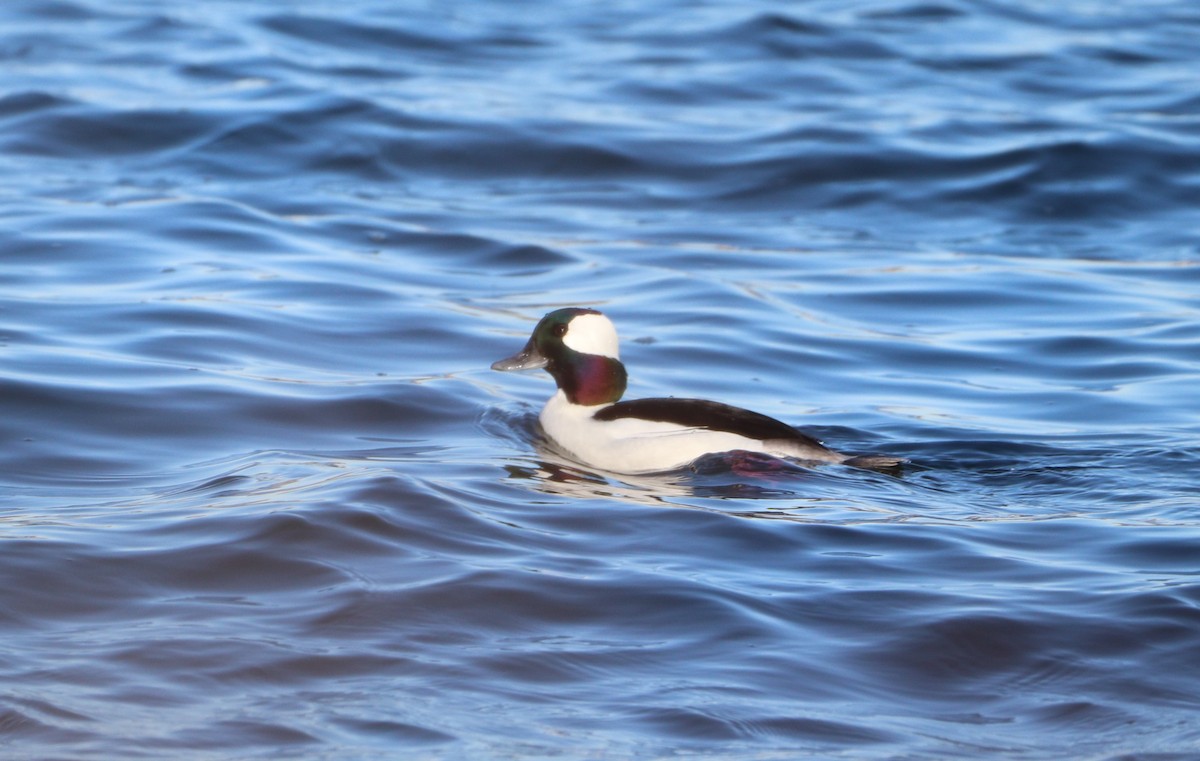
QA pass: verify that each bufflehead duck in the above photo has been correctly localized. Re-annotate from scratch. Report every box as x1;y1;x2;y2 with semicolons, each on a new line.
492;307;902;475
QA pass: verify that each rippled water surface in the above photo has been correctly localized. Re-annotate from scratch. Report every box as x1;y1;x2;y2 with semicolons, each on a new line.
3;1;1200;758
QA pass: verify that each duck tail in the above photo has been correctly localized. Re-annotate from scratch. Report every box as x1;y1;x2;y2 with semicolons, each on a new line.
842;454;906;472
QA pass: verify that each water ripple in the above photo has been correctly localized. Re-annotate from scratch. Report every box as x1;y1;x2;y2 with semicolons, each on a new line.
2;0;1200;758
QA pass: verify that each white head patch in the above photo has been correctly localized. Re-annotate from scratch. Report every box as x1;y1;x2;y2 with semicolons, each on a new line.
563;312;620;359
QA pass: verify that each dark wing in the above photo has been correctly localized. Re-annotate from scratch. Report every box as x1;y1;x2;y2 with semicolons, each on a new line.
594;398;825;447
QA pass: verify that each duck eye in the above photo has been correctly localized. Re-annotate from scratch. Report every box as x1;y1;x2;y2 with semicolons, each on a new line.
552;323;568;337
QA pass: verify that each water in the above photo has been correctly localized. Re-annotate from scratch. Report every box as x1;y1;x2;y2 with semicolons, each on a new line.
2;0;1199;758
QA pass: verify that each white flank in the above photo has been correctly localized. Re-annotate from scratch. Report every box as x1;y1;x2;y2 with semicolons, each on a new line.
539;390;788;474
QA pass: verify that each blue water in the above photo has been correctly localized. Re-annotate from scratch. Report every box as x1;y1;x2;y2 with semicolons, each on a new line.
3;1;1199;758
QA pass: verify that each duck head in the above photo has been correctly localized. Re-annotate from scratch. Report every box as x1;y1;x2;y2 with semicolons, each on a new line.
492;307;628;406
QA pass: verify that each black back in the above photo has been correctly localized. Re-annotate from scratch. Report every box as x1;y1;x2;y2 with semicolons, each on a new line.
594;397;826;448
